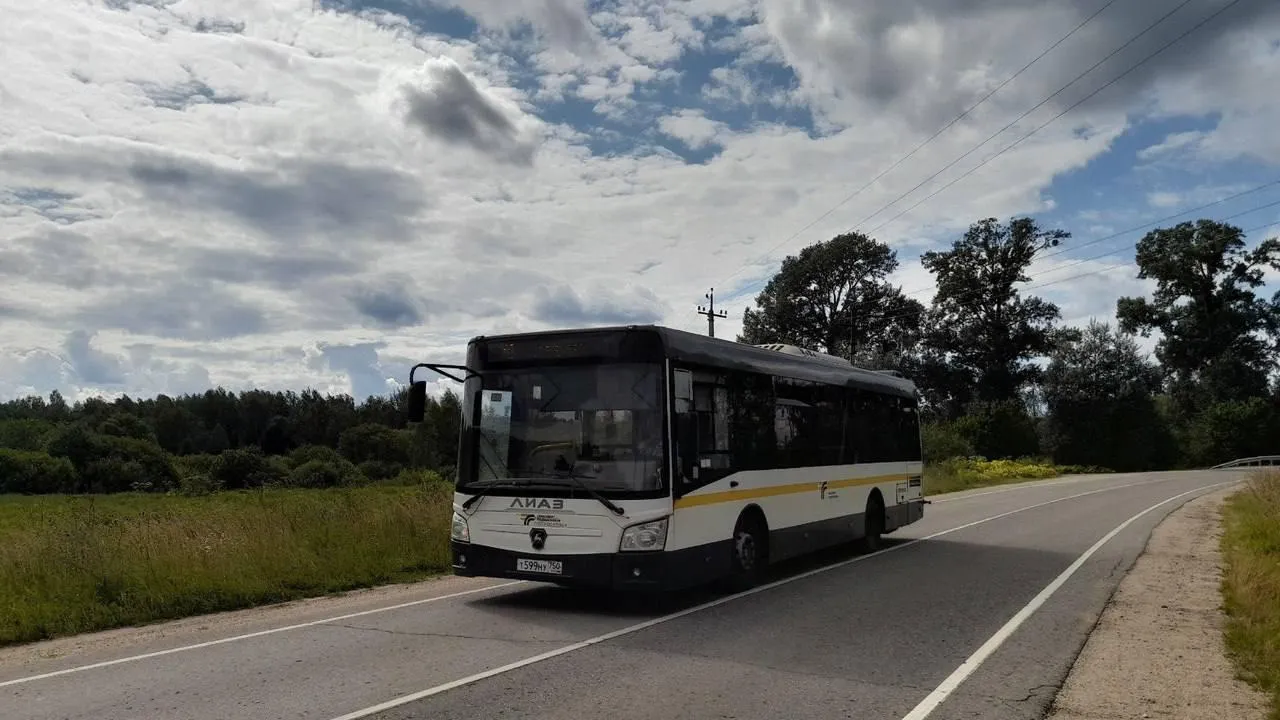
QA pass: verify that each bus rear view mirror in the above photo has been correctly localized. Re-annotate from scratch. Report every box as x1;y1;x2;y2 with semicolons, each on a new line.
407;380;427;423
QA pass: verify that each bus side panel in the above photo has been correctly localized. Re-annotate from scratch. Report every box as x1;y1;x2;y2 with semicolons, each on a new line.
667;462;911;561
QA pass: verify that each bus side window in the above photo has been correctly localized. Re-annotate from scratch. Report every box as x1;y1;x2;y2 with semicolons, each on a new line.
674;368;735;489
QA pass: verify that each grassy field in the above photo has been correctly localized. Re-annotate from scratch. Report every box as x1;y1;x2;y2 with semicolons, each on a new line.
0;458;1087;648
1221;470;1280;720
0;483;453;647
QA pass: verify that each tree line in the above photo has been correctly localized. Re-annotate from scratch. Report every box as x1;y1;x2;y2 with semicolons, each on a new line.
0;215;1277;495
0;386;460;494
740;216;1280;471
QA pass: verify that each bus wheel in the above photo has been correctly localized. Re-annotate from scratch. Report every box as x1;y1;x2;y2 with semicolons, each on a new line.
727;512;768;591
861;494;885;553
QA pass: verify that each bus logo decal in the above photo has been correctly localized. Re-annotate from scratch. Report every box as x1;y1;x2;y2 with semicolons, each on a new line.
510;498;565;510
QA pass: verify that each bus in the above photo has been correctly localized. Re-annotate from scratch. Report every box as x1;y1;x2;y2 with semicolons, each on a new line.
406;324;925;592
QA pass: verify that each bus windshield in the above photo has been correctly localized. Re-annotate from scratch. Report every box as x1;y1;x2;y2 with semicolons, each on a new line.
460;362;665;494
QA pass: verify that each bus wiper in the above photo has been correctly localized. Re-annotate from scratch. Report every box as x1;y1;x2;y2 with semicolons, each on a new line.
519;469;625;516
460;479;527;511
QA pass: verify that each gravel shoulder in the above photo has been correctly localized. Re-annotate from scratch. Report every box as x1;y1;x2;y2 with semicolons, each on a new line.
1047;487;1270;720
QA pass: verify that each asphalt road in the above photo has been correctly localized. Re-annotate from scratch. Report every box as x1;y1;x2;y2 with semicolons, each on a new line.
0;470;1243;720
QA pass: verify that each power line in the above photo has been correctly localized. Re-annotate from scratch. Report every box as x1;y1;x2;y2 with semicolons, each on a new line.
893;178;1280;298
1023;197;1280;283
724;0;1242;305
1022;218;1280;293
712;0;1123;291
864;0;1247;236
825;196;1280;329
851;0;1198;235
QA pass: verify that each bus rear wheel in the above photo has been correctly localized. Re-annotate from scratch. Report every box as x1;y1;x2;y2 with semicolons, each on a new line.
726;513;768;591
861;494;885;553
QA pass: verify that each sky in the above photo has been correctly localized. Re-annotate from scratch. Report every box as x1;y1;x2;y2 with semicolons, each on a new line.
2;0;1279;403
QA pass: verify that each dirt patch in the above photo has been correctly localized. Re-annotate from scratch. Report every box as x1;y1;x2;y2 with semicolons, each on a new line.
1047;487;1270;719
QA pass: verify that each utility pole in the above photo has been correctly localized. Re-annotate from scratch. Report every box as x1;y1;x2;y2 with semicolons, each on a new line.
696;288;728;338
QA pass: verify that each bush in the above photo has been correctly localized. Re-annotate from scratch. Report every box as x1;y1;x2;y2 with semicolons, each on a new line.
287;444;346;469
952;456;1059;479
339;423;411;465
926;456;1062;495
384;468;446;486
172;453;219;480
0;419;59;451
921;422;974;463
96;413;158;443
286;458;363;488
177;472;221;496
358;460;404;482
44;423;100;471
209;448;287;490
0;449;78;494
43;424;178;492
1186;398;1280;467
82;458;155;493
75;434;180;493
953;400;1040;460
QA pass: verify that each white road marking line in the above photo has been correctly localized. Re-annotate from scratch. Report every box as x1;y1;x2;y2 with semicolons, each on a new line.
929;472;1150;504
0;581;525;689
898;479;1241;720
324;475;1188;720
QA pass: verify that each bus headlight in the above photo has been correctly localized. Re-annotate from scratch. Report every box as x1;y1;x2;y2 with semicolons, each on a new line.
451;511;470;543
619;517;668;552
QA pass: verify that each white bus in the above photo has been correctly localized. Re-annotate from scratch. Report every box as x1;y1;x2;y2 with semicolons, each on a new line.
406;324;925;592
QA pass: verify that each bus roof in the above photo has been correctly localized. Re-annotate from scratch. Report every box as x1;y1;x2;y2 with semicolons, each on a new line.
470;324;918;399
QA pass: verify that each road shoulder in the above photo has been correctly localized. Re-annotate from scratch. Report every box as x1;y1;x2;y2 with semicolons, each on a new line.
0;574;509;677
1047;487;1270;719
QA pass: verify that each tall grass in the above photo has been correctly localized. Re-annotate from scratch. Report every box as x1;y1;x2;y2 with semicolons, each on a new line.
0;484;453;647
1221;470;1280;719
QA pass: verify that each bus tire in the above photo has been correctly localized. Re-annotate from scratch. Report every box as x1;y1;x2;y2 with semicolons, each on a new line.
726;509;768;591
861;492;885;553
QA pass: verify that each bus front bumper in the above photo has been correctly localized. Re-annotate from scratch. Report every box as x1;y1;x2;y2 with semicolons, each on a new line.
450;541;719;592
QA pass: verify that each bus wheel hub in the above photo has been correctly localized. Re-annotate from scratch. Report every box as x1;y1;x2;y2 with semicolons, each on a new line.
736;533;756;569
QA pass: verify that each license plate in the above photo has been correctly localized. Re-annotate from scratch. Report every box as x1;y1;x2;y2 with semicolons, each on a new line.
516;558;562;575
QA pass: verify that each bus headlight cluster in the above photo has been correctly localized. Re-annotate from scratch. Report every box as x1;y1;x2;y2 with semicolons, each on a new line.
451;511;470;543
619;517;668;552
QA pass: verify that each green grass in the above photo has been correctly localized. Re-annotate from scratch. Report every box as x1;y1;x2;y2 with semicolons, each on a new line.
924;457;1107;496
1221;470;1280;719
0;484;453;647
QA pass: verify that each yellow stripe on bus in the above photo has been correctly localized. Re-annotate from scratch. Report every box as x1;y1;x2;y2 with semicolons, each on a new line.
673;474;905;509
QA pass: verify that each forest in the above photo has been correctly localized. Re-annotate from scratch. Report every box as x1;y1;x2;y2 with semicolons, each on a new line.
1;215;1278;497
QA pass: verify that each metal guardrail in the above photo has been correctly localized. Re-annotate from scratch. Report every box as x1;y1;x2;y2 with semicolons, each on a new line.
1211;456;1280;470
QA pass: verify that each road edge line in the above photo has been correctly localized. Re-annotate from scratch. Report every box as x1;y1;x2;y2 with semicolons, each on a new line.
898;479;1242;720
0;580;525;689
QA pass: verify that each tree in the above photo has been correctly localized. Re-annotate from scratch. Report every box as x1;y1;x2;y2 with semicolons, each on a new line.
739;232;924;364
921;216;1068;410
338;423;410;465
1116;219;1280;412
1041;321;1174;471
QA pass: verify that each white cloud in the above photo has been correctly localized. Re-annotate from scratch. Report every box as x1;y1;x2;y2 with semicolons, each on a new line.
658;109;726;149
1;0;1278;401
